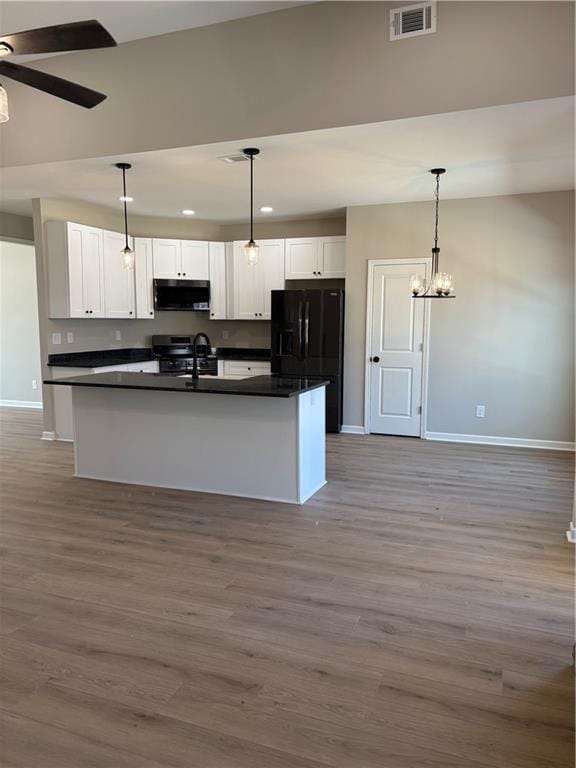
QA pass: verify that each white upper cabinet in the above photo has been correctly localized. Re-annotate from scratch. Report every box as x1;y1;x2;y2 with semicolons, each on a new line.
152;239;181;278
208;242;227;320
102;230;135;319
285;238;319;279
134;238;155;319
231;239;285;320
318;236;346;278
259;240;286;319
152;239;209;279
46;221;106;319
284;236;346;280
181;241;209;280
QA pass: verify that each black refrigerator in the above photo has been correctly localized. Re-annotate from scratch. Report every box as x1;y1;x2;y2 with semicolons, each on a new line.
271;289;345;433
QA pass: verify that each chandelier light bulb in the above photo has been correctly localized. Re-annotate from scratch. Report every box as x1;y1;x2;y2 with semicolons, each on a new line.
245;240;259;267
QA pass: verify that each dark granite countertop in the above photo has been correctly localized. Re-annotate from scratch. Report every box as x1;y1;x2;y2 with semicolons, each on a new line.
44;372;327;398
48;347;271;368
48;348;154;368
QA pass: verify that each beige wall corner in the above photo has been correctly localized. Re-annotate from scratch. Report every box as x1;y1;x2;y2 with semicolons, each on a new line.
345;191;575;443
0;212;34;242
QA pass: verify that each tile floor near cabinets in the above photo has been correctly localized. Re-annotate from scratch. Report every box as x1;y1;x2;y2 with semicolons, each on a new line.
0;408;574;768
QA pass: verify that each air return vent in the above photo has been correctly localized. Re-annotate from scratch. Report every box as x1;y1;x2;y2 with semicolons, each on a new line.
390;2;436;40
219;154;252;164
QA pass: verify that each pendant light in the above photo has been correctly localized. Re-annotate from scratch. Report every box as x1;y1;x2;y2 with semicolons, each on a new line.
115;162;134;270
410;168;455;299
243;147;260;266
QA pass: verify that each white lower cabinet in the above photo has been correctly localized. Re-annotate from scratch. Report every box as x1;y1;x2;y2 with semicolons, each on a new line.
222;360;271;379
102;230;135;319
134;238;155;318
231;240;285;320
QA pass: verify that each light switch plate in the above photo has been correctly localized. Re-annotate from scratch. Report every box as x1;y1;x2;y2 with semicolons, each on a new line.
67;332;74;344
51;332;62;345
476;405;486;418
115;330;122;341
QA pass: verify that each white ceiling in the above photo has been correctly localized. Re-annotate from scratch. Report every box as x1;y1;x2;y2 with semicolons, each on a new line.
1;1;306;62
1;97;573;221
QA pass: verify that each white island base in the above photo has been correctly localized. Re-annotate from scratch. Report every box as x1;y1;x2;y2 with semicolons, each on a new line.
71;385;326;504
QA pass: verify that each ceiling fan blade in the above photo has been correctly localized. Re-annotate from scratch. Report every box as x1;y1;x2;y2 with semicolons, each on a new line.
0;20;116;56
0;61;106;108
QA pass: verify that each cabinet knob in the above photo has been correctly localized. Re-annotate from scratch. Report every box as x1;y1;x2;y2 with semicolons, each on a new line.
149;311;153;315
183;272;186;276
177;272;181;276
129;311;133;315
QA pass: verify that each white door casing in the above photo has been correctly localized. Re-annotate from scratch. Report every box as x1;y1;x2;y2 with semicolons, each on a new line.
366;259;430;437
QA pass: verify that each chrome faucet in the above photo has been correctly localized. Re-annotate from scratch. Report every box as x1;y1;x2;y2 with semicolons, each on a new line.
191;332;211;380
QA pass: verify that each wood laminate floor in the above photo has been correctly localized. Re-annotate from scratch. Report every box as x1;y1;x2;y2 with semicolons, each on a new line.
0;407;574;768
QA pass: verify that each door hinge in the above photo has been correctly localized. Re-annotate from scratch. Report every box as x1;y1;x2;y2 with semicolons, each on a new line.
419;343;424;352
417;406;422;414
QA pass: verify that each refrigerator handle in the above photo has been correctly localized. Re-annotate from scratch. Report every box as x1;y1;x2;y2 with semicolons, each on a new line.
297;300;303;358
303;301;310;359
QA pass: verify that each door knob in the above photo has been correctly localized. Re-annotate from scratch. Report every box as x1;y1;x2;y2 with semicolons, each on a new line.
371;356;380;363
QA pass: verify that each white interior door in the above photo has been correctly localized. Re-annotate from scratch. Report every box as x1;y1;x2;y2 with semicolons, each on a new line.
368;261;428;437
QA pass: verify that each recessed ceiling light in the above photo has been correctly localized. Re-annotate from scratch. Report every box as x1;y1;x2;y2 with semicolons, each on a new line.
260;206;274;213
182;209;195;216
119;196;133;202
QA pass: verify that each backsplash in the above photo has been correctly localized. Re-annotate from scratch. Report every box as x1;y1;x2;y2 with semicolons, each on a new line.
46;313;271;354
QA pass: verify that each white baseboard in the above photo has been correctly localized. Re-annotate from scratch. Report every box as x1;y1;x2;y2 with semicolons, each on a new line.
567;522;576;544
41;431;56;441
341;425;366;435
424;431;575;452
0;399;43;409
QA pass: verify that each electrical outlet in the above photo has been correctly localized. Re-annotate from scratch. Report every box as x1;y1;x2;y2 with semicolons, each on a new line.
115;330;122;342
67;332;74;344
32;379;38;390
51;332;61;345
222;330;230;340
476;405;486;418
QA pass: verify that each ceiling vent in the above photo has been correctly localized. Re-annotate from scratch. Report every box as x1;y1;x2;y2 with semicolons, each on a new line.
390;2;436;41
218;153;256;164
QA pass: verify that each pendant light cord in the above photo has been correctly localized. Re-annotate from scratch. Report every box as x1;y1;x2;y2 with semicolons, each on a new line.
249;152;254;242
122;167;129;250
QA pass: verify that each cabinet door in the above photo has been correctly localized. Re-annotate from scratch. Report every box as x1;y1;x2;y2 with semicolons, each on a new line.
81;225;105;317
318;237;346;278
181;241;209;279
66;223;86;318
285;238;319;280
232;242;261;319
152;239;181;278
134;238;154;319
103;230;135;319
208;242;227;320
259;239;286;320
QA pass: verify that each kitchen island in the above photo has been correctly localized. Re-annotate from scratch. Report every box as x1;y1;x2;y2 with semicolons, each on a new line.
45;372;327;504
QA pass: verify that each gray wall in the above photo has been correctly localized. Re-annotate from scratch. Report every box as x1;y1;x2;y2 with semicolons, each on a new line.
2;2;573;167
0;240;42;405
345;191;575;443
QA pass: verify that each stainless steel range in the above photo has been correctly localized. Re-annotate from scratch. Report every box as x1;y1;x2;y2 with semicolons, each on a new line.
152;335;218;376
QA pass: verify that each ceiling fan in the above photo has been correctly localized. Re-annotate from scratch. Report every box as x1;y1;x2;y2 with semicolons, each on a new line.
0;20;117;120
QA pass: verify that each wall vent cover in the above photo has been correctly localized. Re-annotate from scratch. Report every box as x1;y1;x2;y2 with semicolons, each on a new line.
390;2;436;40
